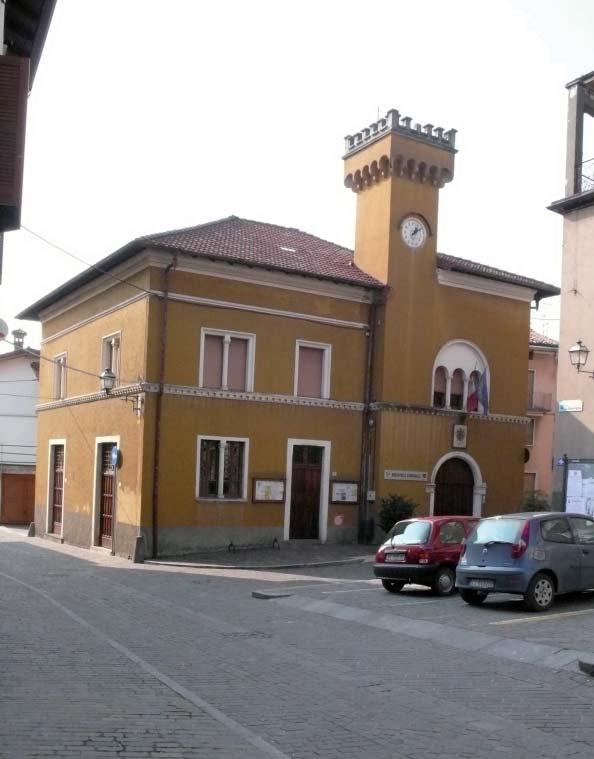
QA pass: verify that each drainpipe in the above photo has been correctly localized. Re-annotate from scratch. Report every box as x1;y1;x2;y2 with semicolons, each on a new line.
151;256;177;558
359;298;378;544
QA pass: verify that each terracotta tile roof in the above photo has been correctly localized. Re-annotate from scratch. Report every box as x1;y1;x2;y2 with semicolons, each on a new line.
529;328;559;348
18;216;560;320
142;216;383;289
436;252;560;298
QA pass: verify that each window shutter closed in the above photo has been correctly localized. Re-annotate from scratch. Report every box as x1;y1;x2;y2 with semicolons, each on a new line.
0;57;29;232
203;335;224;388
297;347;324;397
227;338;248;391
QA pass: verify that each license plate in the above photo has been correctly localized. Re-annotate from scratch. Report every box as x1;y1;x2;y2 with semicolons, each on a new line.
469;578;494;589
386;553;406;563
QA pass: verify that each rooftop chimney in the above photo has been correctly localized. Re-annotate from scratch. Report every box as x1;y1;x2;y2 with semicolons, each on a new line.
12;328;26;350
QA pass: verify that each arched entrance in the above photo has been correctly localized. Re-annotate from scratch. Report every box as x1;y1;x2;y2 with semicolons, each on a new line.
434;457;474;516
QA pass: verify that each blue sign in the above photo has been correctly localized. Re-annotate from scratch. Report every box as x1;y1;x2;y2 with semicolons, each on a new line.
111;446;120;468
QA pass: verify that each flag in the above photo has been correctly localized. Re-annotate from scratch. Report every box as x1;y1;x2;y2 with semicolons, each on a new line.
466;373;479;412
478;371;489;414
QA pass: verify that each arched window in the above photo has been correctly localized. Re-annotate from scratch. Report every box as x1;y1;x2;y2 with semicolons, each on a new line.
450;369;465;410
432;341;490;413
433;366;447;408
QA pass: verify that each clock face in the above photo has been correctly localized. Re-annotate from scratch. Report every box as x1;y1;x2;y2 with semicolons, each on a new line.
401;216;428;249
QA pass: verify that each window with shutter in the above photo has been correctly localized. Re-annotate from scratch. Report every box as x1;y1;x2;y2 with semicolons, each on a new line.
203;335;224;388
101;333;121;384
200;329;254;391
0;57;29;232
295;341;331;399
54;354;67;400
227;338;248;391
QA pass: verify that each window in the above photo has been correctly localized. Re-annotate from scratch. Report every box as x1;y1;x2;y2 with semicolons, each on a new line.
295;341;331;399
439;521;465;544
527;370;535;409
101;333;121;385
432;341;489;413
450;369;464;410
197;436;249;499
53;354;67;400
433;366;446;408
526;419;535;446
568;517;594;544
200;329;255;392
541;518;572;544
386;520;431;544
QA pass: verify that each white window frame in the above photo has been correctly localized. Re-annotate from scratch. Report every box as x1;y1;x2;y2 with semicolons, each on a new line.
294;340;332;399
195;435;250;501
53;353;67;400
46;438;67;536
101;331;121;385
526;418;535;447
198;328;256;392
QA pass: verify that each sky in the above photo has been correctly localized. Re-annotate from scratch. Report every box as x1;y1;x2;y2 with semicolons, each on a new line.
1;0;594;352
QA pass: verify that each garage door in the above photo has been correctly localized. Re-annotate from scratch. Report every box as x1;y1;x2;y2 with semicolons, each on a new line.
1;473;35;525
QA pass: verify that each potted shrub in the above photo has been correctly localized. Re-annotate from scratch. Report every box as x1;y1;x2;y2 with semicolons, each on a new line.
378;493;418;534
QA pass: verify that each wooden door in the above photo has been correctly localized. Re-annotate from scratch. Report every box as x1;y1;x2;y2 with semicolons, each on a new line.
51;445;64;534
290;446;322;539
434;458;474;516
0;473;34;524
99;443;116;549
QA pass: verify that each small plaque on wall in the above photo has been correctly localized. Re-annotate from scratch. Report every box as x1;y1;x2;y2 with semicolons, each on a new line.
453;424;467;449
331;481;359;504
252;478;285;503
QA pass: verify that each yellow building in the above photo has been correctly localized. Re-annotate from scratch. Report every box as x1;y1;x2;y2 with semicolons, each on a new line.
19;109;558;558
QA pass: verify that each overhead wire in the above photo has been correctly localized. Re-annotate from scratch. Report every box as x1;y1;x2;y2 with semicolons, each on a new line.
21;225;155;297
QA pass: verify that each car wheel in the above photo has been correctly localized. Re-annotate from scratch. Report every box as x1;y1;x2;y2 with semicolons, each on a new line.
460;588;488;606
524;572;555;612
381;579;405;593
432;566;456;596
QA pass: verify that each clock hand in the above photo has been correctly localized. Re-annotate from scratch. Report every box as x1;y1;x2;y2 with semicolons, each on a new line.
411;225;420;237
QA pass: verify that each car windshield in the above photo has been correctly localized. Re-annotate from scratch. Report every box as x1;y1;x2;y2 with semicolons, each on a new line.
467;518;525;545
387;520;431;545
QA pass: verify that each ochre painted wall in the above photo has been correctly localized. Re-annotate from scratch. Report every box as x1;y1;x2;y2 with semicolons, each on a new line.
150;395;362;530
372;411;526;517
35;399;145;555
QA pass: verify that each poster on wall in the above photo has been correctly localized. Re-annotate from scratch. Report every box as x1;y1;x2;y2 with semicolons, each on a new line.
564;461;594;516
252;478;285;503
330;481;359;504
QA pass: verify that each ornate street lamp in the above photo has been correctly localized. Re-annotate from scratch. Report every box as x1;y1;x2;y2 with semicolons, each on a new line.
569;340;593;376
100;368;117;393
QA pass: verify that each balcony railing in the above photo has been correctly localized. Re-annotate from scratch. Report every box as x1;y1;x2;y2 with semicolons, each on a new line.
581;157;594;192
528;391;553;412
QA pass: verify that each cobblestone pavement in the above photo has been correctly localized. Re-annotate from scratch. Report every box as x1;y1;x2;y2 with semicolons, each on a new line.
2;528;594;758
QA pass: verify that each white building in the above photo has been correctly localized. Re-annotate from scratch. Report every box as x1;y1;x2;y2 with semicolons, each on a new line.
0;329;38;524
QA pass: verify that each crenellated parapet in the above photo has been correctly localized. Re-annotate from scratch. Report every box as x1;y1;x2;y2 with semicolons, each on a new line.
343;108;457;193
344;109;456;156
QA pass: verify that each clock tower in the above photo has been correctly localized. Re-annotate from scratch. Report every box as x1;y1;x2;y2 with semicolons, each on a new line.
343;109;457;403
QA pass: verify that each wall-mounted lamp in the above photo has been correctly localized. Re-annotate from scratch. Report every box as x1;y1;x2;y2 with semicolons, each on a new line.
569;340;594;378
100;368;117;392
100;368;144;417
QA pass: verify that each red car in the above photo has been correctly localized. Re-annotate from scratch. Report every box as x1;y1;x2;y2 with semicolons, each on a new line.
374;516;479;595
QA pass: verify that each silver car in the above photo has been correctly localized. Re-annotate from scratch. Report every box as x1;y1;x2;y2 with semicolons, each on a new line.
456;512;594;611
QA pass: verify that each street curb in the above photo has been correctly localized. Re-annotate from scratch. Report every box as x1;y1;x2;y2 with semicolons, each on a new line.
252;591;294;600
144;556;372;571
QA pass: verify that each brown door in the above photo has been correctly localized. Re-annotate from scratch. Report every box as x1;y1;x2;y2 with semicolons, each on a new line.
290;446;322;539
0;473;34;524
99;443;116;549
434;458;474;516
51;445;64;534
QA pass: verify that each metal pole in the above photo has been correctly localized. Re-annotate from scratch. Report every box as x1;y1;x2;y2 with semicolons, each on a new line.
561;454;569;511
